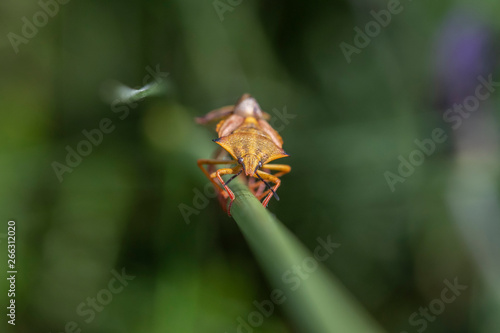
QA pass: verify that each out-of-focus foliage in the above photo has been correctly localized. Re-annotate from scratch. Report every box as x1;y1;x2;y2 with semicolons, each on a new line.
0;0;499;332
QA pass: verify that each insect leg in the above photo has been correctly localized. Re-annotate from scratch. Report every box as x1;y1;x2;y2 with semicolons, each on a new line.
248;178;267;198
212;166;242;215
251;164;291;202
261;164;291;178
254;163;291;207
254;170;281;208
197;159;237;199
195;105;234;124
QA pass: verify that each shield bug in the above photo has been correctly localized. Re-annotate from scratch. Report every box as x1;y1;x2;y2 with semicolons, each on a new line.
197;94;291;214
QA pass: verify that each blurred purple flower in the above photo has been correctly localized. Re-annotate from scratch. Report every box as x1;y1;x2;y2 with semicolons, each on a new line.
433;7;495;107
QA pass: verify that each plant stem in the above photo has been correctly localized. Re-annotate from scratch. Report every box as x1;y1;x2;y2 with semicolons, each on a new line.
229;181;386;333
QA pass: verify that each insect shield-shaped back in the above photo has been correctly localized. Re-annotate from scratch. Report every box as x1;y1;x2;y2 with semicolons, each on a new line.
213;133;289;175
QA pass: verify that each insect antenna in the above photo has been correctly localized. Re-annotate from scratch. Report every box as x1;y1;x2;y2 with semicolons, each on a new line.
225;169;243;186
256;172;280;201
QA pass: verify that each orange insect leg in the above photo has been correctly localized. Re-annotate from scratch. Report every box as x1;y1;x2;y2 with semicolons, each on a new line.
197;159;237;199
211;166;242;215
255;164;291;207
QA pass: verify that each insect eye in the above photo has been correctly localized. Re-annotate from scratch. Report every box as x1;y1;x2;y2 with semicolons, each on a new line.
238;157;243;164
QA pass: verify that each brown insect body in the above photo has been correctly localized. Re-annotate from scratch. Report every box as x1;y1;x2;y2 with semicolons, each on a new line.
197;94;291;215
214;116;288;176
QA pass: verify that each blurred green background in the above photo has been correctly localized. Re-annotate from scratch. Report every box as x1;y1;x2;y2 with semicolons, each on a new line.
1;0;500;332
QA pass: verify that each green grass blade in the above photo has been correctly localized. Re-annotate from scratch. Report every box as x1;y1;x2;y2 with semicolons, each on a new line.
229;181;386;333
